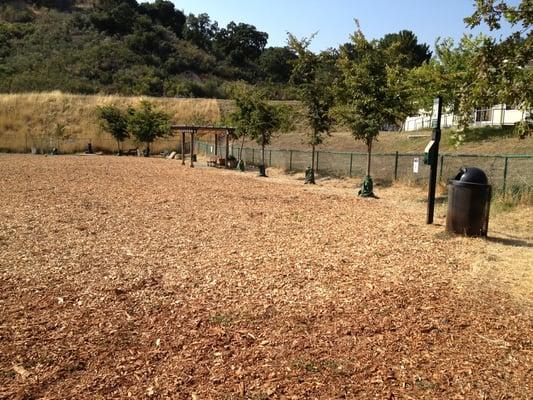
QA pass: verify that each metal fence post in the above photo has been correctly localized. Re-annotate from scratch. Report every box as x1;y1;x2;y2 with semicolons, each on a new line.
316;151;320;173
394;151;399;180
252;148;255;165
289;150;293;171
502;157;509;192
439;155;444;182
349;153;353;177
269;149;272;167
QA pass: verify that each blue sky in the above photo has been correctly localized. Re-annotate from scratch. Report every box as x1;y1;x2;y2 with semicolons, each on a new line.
173;0;519;52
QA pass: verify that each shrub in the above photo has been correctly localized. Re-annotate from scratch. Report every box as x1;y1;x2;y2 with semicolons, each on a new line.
127;100;172;156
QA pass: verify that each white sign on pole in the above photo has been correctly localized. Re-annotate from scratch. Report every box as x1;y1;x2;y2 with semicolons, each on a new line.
413;157;420;174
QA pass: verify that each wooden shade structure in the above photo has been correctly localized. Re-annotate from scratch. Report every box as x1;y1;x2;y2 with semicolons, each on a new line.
171;125;236;168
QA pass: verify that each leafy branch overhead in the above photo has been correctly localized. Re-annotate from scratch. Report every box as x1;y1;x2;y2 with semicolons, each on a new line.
409;0;532;135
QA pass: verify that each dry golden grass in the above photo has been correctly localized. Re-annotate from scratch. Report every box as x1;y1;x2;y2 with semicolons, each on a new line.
313;177;533;307
0;92;221;153
3;92;531;156
256;129;533;155
249;170;532;307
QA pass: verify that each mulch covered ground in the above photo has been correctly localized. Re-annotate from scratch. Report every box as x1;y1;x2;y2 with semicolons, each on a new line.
0;155;531;399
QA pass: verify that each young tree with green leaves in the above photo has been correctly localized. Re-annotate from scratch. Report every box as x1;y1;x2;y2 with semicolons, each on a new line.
230;91;255;166
406;35;484;113
127;100;172;156
231;91;292;177
407;1;532;140
96;104;129;155
334;23;408;197
462;0;532;136
288;33;335;184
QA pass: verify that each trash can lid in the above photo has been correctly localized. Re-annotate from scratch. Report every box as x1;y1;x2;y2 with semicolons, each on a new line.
454;167;489;185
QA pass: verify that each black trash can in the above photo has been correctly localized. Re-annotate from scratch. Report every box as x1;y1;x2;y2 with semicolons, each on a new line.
446;167;491;237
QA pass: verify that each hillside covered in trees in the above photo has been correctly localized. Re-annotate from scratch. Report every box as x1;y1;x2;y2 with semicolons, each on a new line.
0;0;298;97
0;0;431;99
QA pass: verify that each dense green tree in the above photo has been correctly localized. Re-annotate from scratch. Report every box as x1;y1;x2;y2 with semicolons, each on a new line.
214;22;268;67
288;33;335;184
127;101;172;156
96;105;129;154
124;16;175;59
138;0;185;37
90;0;138;35
378;30;431;69
334;23;408;197
182;13;218;51
258;46;296;83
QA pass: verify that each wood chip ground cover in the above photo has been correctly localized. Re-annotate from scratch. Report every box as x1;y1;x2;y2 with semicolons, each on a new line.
0;154;531;399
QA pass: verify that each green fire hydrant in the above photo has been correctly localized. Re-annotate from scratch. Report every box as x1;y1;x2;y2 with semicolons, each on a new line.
358;175;374;197
304;166;315;184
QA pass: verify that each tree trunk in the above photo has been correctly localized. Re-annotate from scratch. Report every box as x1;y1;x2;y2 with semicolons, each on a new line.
259;141;267;177
311;143;316;173
239;135;245;160
366;139;372;177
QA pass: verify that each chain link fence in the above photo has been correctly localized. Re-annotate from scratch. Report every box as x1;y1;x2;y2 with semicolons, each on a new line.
197;141;532;195
2;134;531;196
4;135;191;155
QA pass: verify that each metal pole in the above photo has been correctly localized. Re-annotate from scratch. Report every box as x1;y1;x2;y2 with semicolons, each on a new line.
349;153;353;177
252;148;255;164
289;150;293;171
315;151;320;174
225;131;229;168
439;155;445;182
214;134;218;156
190;131;194;168
394;151;399;181
502;157;509;193
269;149;272;167
427;96;442;225
181;131;185;165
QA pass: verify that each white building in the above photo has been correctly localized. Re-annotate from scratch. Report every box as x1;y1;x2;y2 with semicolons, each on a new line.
403;105;529;132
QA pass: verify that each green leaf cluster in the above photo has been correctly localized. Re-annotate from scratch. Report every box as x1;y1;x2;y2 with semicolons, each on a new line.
334;24;406;148
96;105;129;150
96;101;172;152
126;101;172;145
